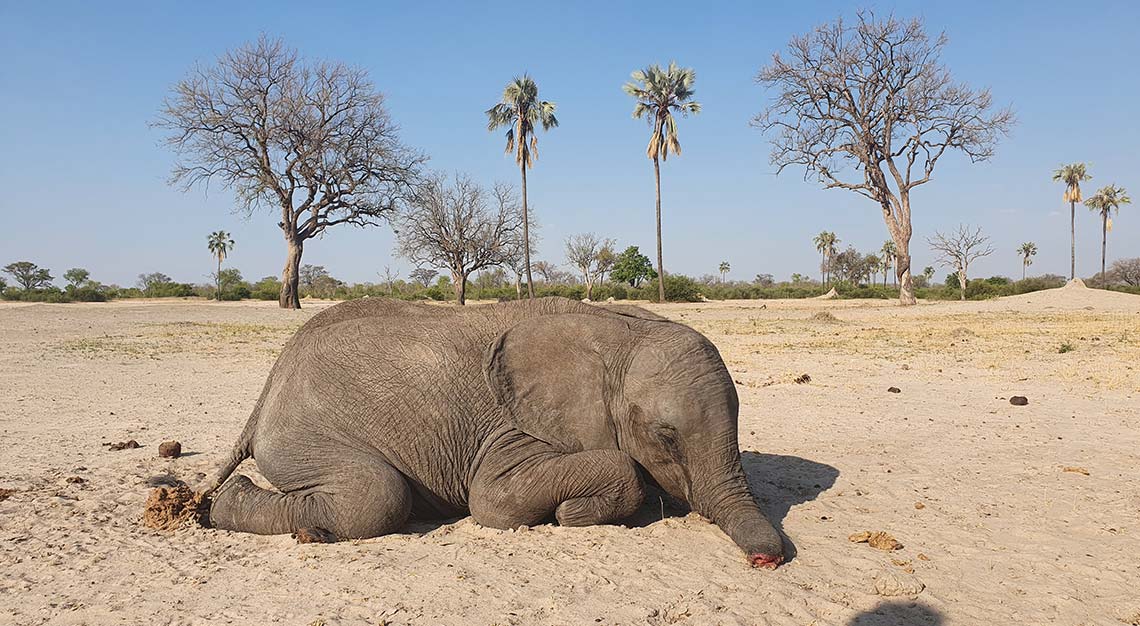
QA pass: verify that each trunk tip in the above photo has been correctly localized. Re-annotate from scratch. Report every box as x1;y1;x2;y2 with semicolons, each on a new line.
749;552;784;570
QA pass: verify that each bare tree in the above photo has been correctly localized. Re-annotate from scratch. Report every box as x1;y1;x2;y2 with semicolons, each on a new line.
409;268;438;288
1110;258;1140;287
155;37;423;309
396;174;523;305
565;233;615;300
379;265;399;296
754;12;1014;305
531;260;560;284
929;225;994;300
595;240;617;285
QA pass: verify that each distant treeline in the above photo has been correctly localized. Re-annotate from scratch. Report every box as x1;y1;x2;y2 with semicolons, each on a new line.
5;260;1139;304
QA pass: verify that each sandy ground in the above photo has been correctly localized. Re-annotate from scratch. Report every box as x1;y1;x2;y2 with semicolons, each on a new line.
1;284;1138;625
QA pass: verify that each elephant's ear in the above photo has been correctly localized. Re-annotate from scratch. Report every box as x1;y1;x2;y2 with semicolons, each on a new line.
484;314;628;451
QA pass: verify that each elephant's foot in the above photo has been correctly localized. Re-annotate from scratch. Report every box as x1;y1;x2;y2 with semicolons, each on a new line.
470;431;645;529
555;491;642;527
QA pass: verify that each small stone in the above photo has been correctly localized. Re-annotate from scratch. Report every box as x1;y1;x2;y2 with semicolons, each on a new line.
107;440;140;451
66;476;85;484
887;387;901;393
794;374;811;384
294;527;338;544
1009;396;1029;406
0;488;14;502
916;553;930;561
914;502;925;510
158;441;182;458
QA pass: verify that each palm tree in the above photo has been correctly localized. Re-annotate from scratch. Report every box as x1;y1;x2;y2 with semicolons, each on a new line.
879;240;898;287
623;62;701;302
486;75;558;299
718;261;730;283
1084;185;1132;280
1017;242;1037;280
1052;163;1092;280
812;231;839;286
207;230;234;301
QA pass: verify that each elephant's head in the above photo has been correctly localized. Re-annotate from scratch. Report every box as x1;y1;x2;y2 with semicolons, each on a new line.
485;311;784;568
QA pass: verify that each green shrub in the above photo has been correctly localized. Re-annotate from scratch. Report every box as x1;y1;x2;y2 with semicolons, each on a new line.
834;283;896;299
250;276;283;301
641;275;702;302
144;282;194;298
65;285;108;302
2;287;73;303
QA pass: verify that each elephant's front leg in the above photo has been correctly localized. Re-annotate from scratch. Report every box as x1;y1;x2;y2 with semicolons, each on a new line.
469;429;645;529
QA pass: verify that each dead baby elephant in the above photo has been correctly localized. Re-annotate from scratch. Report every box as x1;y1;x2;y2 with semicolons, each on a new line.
203;297;786;569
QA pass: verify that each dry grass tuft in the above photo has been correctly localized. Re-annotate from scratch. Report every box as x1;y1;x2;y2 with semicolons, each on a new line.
811;311;841;323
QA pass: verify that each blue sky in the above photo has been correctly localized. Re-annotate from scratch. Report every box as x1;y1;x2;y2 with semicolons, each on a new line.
1;1;1137;287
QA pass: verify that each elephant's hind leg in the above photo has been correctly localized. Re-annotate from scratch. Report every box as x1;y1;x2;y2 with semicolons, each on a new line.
210;454;412;540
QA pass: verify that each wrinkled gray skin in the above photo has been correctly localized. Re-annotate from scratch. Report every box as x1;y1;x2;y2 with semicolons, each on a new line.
205;297;784;568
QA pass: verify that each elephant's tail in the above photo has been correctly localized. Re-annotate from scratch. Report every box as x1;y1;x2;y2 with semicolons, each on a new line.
199;400;260;498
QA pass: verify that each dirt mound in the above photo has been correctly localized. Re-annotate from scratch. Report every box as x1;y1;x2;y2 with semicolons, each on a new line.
814;288;839;300
142;486;208;531
981;277;1140;313
811;311;840;323
951;326;977;339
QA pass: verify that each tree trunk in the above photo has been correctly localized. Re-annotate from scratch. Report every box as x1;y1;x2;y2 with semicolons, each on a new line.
514;274;522;300
1101;213;1108;281
958;264;967;301
453;271;467;306
1023;262;1027;281
653;156;665;303
895;249;916;306
216;256;222;301
279;238;303;310
1070;200;1076;281
820;253;825;285
520;163;535;300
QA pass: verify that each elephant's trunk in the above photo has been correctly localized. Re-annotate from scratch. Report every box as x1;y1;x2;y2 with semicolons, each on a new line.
690;456;784;569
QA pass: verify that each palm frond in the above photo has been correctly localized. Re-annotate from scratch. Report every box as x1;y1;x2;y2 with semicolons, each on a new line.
487;75;556;168
623;62;699;161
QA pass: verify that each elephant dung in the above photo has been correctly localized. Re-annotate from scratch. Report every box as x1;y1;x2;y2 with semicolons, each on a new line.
871;569;926;598
849;530;903;551
1009;395;1029;406
106;440;140;451
158;441;182;458
142;485;207;531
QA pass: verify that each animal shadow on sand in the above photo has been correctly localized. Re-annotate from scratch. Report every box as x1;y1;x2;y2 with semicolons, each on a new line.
847;600;944;626
627;451;839;561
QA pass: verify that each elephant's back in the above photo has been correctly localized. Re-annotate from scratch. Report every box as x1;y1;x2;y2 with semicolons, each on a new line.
298;298;456;334
253;301;502;511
